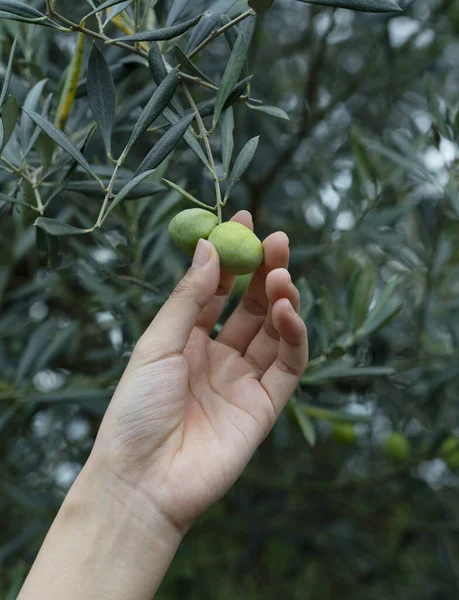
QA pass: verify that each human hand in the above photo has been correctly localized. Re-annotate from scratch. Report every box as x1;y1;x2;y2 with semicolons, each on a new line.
91;211;308;535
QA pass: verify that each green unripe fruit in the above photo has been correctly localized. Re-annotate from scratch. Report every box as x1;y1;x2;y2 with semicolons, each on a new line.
208;222;264;275
383;432;411;462
439;436;459;472
168;208;218;255
332;423;357;445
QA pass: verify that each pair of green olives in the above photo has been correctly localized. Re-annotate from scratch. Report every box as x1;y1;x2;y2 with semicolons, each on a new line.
168;208;264;275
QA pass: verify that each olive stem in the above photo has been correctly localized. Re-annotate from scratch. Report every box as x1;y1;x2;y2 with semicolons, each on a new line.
188;9;255;60
182;82;223;223
97;157;123;227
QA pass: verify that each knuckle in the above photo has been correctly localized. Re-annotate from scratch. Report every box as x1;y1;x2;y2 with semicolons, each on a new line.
276;356;303;378
263;318;280;341
243;295;267;317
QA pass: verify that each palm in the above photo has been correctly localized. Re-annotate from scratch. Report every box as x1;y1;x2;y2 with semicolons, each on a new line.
95;213;308;533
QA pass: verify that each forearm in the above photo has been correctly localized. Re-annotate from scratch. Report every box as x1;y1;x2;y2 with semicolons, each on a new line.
17;458;183;600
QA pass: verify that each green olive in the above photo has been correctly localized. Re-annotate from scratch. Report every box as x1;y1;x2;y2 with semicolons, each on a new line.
331;423;357;445
439;436;459;472
208;222;264;275
168;208;218;255
383;432;411;462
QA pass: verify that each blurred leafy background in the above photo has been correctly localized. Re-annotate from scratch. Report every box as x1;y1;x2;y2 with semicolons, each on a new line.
1;0;459;598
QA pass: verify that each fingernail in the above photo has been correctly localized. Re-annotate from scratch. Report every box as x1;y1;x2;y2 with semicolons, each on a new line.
239;210;252;217
192;239;210;268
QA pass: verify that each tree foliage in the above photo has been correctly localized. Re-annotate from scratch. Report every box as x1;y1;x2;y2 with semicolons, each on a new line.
1;0;459;598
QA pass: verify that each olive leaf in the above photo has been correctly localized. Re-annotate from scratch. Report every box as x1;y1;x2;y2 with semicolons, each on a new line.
295;0;402;12
81;0;133;23
15;320;55;385
103;0;133;26
348;264;377;332
65;179;164;198
174;45;215;85
358;276;402;338
135;113;195;175
0;1;45;19
109;15;202;43
249;0;275;12
165;0;189;26
224;135;259;202
288;395;316;446
162;178;211;209
19;79;48;152
123;69;179;157
0;36;17;108
22;93;53;159
87;43;116;156
220;107;234;179
22;110;103;186
186;0;238;54
148;42;168;85
34;217;91;237
104;170;157;218
163;107;211;170
246;103;289;120
213;31;249;129
0;95;20;151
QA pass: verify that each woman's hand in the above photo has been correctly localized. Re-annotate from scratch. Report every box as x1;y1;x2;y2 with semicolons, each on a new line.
92;211;308;535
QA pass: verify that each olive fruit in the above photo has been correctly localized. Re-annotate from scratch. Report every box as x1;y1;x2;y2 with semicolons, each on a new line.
383;432;411;462
439;436;459;472
208;222;264;275
168;208;218;255
331;423;357;445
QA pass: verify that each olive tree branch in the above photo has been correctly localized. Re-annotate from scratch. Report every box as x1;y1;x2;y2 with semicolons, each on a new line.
188;8;255;60
182;81;223;222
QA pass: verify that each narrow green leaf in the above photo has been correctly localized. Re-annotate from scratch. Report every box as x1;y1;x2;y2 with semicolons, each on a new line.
87;43;116;156
25;388;111;416
289;396;316;446
0;11;52;26
348;264;377;332
304;405;371;423
297;276;314;321
162;178;211;209
0;1;45;19
34;217;90;236
213;32;248;128
174;44;215;85
424;75;449;139
166;0;189;25
103;0;133;26
22;109;103;185
65;179;164;198
358;276;402;337
0;192;30;207
1;94;20;151
220;107;234;178
249;0;275;11
19;78;47;151
295;0;402;12
163;107;211;170
224;135;259;201
302;363;395;384
148;42;168;84
186;0;238;53
44;126;96;205
81;0;132;23
124;69;179;156
104;170;156;218
33;322;79;372
22;92;53;159
0;36;16;108
0;119;3;150
135;113;194;175
246;103;290;120
109;15;202;43
15;321;55;385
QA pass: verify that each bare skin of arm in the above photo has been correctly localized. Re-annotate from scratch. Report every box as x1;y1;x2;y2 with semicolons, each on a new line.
18;211;308;600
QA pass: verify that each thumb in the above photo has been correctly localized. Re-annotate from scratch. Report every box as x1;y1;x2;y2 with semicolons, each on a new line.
134;239;221;363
